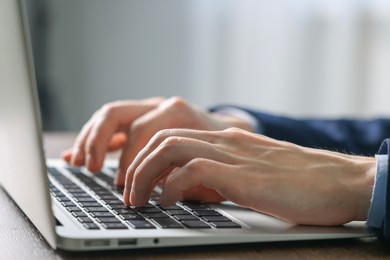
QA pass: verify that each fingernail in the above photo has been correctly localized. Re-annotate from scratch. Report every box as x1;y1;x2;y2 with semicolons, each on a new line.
123;187;129;206
130;189;136;205
70;148;78;165
86;154;95;170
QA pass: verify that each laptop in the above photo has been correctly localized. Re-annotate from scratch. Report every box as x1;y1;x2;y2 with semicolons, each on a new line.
0;0;375;252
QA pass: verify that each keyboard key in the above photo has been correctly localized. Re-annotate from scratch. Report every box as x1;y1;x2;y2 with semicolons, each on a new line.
114;187;124;195
90;212;115;218
210;222;241;229
108;204;131;210
61;201;76;207
77;217;94;223
113;208;137;215
51;190;63;196
97;195;119;200
136;207;162;213
202;216;232;222
166;209;191;216
181;220;211;229
182;202;210;210
70;192;91;198
84;207;109;212
144;212;170;219
67;188;85;194
134;203;155;210
92;189;112;196
83;222;100;230
79;202;102;207
104;200;124;205
119;214;145;221
66;206;82;212
72;212;88;218
55;196;70;202
95;171;114;182
101;223;128;229
152;218;183;229
74;197;96;203
193;210;222;217
158;205;183;211
127;220;156;229
47;167;62;176
174;215;199;221
95;217;122;224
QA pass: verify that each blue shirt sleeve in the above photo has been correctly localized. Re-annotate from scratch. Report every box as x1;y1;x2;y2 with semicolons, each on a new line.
367;155;388;229
376;139;390;239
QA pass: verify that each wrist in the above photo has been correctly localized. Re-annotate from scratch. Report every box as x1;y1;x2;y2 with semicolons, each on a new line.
211;113;254;132
352;157;376;221
210;107;258;132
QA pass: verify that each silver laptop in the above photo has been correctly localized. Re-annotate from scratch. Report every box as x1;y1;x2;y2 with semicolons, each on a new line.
0;0;374;251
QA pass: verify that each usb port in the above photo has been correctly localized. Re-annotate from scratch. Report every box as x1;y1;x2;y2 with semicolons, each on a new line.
118;239;137;246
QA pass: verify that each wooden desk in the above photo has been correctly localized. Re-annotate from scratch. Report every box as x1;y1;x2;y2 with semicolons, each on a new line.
0;133;389;259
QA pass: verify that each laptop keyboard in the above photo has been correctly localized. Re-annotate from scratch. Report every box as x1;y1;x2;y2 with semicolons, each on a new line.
48;167;241;230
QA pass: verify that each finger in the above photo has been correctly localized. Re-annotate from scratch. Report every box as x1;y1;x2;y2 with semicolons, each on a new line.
107;132;128;151
115;133;148;188
114;107;174;188
69;117;95;167
84;100;162;172
117;109;178;193
122;129;218;204
63;133;126;165
121;98;207;194
122;128;221;190
128;137;234;206
159;158;237;206
66;98;163;169
62;149;72;163
122;166;174;205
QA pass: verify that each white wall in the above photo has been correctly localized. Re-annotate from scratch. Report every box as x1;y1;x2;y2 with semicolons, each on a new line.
45;0;390;130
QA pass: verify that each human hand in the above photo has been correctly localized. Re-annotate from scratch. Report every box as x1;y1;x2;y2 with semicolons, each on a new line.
62;97;253;186
125;127;376;226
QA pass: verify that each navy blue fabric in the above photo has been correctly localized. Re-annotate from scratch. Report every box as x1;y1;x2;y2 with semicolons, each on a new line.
378;139;390;239
211;105;390;156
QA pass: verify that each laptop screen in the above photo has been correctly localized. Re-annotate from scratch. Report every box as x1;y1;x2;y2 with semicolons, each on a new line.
0;0;56;249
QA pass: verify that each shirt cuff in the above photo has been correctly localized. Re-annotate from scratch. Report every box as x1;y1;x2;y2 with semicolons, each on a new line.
367;154;388;229
211;107;263;134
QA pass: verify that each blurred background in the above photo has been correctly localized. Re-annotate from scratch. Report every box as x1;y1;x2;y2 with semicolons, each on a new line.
25;0;390;131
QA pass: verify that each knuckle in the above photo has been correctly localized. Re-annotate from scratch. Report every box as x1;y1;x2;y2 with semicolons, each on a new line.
162;96;189;111
153;129;173;143
185;158;206;172
168;96;187;107
224;127;243;134
99;101;121;118
221;127;244;141
162;136;180;146
158;136;181;153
